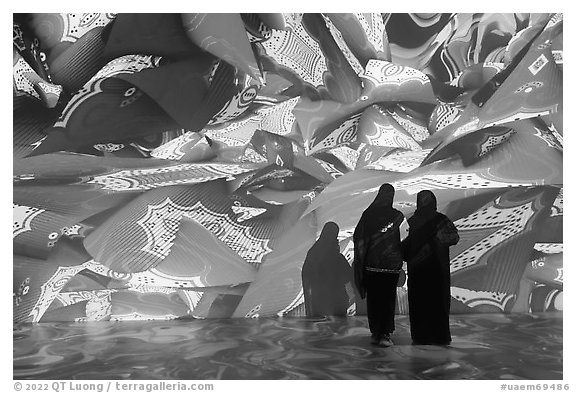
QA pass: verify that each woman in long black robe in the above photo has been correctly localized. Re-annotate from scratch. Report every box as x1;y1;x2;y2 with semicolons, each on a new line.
302;221;352;317
353;183;405;346
402;190;459;345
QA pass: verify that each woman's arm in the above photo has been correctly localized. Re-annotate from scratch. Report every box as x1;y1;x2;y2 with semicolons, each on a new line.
436;218;459;246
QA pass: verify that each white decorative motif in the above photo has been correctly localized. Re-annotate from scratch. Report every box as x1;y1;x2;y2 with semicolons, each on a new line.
231;205;267;222
357;13;386;52
301;189;321;205
479;130;515;157
257;97;299;136
261;22;327;87
84;292;112;322
550;188;563;217
54;78;104;128
31;136;47;151
347;302;356;316
528;54;549;76
128;268;204;289
355;173;532;197
366;122;422;150
543;288;561;311
184;202;272;265
365;149;431;173
204;116;260;146
241;147;268;164
136;197;197;260
534;243;563;254
136;198;272;265
94;143;125;152
59;13;116;43
52;290;113;322
13;204;45;238
451;287;515;311
13;57;40;99
323;15;364;75
389;108;430;142
14;173;36;182
56;55;160;129
555;268;563;284
544;13;562;30
552;50;563;65
275;154;285;167
246;19;273;43
151;132;203;160
29;264;87;322
179;290;203;311
308;113;361;154
61;224;84;238
315;159;345;179
94;54;162;81
531;257;546;269
208;82;260;126
56;290;114;307
514;81;544;94
453;119;480;138
450;198;536;273
395;174;532;195
13;25;25;51
433;104;462;132
341;238;355;263
87;163;258;191
126;283;180;294
244;303;262;318
335;228;355;242
548;123;563;149
361;59;430;87
37;81;63;96
277;289;304;316
534;126;562;151
329;146;361;171
84;259;133;281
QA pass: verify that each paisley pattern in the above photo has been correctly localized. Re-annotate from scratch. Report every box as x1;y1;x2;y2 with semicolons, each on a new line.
13;13;562;322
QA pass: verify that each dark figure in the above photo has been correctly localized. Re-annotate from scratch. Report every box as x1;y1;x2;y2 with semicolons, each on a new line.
302;221;353;317
353;184;405;347
402;190;459;346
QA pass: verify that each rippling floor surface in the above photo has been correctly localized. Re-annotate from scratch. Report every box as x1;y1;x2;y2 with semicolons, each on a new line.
14;312;562;380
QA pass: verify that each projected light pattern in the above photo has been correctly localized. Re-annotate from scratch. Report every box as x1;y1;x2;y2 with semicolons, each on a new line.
13;13;562;323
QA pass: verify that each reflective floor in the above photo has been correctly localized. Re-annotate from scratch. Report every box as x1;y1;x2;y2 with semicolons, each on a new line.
13;312;562;380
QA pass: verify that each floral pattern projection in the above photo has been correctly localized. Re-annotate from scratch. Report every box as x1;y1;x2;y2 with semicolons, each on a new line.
13;13;563;323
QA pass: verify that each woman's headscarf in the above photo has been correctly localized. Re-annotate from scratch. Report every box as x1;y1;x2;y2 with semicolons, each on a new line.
307;221;340;260
408;189;441;236
414;190;437;219
314;221;340;253
372;183;395;207
360;183;397;235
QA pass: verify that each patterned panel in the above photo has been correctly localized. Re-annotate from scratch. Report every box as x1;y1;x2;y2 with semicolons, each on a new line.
86;162;259;191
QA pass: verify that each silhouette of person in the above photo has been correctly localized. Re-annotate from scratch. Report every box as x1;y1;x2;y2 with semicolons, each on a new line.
353;184;405;347
402;190;459;346
302;221;353;317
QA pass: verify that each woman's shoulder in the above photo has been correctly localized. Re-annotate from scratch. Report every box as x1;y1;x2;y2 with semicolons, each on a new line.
435;213;458;231
436;212;454;223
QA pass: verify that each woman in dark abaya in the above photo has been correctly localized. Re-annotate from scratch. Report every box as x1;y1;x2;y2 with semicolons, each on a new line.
353;183;405;347
402;190;459;346
302;221;353;317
